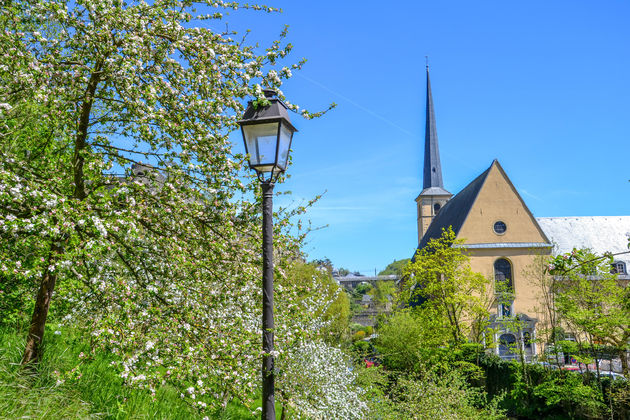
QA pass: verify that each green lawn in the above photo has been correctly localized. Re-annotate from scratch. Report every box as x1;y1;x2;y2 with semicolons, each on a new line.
0;326;261;419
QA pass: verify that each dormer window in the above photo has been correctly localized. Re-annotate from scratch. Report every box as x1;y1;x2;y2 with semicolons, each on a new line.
611;261;627;275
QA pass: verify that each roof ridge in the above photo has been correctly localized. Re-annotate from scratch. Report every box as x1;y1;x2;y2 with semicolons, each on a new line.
491;160;551;245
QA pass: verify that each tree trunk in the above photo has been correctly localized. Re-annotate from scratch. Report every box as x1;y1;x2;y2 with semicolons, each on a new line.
619;349;629;377
589;341;603;393
22;64;101;365
73;64;101;200
21;243;60;365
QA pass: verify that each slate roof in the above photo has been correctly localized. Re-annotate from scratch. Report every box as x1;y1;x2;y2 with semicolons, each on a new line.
417;162;493;250
423;67;448;192
537;216;630;263
419;186;452;197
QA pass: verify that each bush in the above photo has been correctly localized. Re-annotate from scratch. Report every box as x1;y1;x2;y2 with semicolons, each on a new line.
479;355;613;419
352;330;366;342
351;341;372;359
532;372;605;419
390;371;505;420
608;380;630;420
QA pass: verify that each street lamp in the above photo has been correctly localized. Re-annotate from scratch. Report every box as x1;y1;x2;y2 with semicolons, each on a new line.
238;89;297;420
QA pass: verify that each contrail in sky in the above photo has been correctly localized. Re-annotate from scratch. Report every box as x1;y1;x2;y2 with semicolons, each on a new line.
296;73;415;137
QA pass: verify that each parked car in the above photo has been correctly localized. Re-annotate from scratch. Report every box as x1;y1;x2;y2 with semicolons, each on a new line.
599;371;627;381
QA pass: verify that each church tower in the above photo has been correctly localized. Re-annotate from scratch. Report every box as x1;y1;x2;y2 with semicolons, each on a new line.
416;67;452;244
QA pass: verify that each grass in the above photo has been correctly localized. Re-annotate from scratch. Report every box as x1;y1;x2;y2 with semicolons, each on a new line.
0;325;259;419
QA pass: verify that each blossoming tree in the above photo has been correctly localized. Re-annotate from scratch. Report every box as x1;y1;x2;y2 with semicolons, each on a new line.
0;1;366;416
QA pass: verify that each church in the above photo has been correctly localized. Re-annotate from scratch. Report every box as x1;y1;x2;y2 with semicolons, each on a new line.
414;68;630;360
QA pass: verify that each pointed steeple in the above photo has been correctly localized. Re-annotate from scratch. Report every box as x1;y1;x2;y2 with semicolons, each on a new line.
423;66;445;190
416;66;451;244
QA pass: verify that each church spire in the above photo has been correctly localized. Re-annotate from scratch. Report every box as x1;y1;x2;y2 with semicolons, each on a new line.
423;66;444;190
416;66;451;244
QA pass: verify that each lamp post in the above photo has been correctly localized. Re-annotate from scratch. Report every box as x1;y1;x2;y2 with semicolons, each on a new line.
238;89;297;420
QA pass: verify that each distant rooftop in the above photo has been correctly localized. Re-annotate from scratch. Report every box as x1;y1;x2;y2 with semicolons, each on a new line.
537;216;630;262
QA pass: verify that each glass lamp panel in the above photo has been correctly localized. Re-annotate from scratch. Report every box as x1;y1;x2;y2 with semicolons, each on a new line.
242;122;279;172
276;123;294;170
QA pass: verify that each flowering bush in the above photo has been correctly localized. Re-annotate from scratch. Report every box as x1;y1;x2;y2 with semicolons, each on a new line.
277;340;367;420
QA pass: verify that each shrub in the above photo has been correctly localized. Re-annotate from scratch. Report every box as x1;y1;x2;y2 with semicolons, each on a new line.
352;330;366;342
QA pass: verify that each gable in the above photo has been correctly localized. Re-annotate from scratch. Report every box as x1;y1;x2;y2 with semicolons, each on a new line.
417;165;491;249
457;161;550;245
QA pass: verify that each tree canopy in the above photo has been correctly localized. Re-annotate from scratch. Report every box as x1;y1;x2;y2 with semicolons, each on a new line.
0;1;354;415
402;227;493;344
378;258;410;276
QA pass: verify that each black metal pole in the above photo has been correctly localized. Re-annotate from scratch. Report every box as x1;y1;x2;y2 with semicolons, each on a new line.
261;182;275;420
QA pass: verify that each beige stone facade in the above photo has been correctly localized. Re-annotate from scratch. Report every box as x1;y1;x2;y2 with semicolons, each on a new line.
416;71;629;361
454;162;551;317
416;192;451;243
416;160;553;359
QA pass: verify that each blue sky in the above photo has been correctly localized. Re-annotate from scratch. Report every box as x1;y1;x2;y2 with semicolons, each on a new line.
226;1;630;274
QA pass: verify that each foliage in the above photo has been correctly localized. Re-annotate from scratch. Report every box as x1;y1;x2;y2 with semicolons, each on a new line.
368;279;397;310
281;261;350;343
276;340;367;420
523;254;563;367
0;271;34;328
608;380;630;420
352;330;366;342
474;355;629;420
353;282;372;295
548;248;630;376
532;373;605;419
389;371;506;420
375;307;450;373
354;366;398;419
337;267;351;276
0;0;347;414
403;227;493;344
350;340;372;359
378;258;410;276
309;257;333;276
0;326;254;419
353;365;506;420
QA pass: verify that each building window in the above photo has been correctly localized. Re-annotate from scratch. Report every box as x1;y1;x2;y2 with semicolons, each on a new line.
499;302;512;317
433;203;441;214
499;333;516;356
611;261;626;275
494;258;513;291
493;221;507;234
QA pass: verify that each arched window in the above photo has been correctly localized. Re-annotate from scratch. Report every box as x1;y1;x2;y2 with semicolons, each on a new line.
433;203;441;214
611;261;627;275
494;258;513;291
